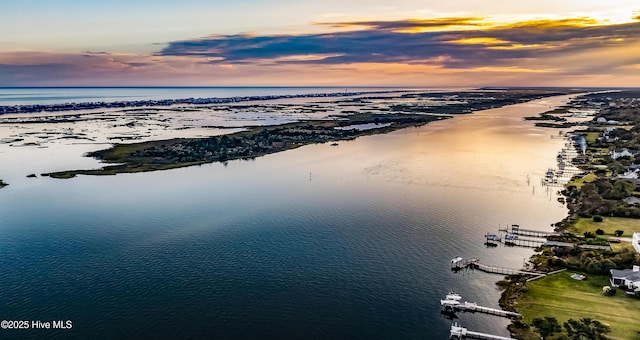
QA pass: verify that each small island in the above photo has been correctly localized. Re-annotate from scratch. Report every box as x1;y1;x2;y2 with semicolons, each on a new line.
43;113;447;178
0;179;7;188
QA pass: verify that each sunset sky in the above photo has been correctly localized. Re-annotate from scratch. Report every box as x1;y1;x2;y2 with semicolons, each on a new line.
1;0;639;87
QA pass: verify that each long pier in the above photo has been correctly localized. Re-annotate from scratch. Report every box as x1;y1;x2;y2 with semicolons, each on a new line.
442;301;522;319
450;323;515;339
471;261;535;276
488;225;611;250
451;258;543;276
499;225;559;238
503;238;546;248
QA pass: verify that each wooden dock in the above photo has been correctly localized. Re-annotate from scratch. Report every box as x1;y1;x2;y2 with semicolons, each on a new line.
471;261;534;276
442;301;521;319
450;323;515;339
499;225;559;238
484;226;610;250
503;238;546;248
451;258;543;276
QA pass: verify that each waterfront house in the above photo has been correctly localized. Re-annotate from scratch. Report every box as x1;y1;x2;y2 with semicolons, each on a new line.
610;265;640;291
616;169;640;180
610;148;635;160
600;127;619;143
623;197;640;206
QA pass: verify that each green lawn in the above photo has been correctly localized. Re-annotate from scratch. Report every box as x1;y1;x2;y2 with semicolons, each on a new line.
518;272;640;339
572;217;640;237
583;131;601;144
610;242;636;253
566;173;597;189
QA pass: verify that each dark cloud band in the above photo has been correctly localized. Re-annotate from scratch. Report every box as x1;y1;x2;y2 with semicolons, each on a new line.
158;17;640;71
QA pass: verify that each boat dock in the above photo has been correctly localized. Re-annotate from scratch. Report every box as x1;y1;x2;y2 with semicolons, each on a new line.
484;226;611;250
471;260;535;276
504;238;546;248
450;323;515;340
442;300;522;319
451;257;542;276
499;225;559;238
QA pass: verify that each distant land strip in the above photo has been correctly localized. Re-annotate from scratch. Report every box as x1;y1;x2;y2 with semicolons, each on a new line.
0;90;413;114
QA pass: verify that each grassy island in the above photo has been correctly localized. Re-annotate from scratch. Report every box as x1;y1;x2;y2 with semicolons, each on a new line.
43;113;448;178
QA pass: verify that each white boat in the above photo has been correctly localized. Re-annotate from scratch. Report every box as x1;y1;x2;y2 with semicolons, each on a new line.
545;168;555;178
485;233;500;241
445;292;462;301
440;299;461;306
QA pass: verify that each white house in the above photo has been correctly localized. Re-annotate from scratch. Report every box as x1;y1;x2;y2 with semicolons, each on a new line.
611;148;635;160
610;266;640;291
616;169;640;180
634;232;640;254
623;197;640;206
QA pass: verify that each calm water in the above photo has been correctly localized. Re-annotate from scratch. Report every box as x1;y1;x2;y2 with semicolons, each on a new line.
0;94;572;339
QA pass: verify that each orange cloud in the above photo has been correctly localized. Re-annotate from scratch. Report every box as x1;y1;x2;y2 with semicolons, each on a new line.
447;37;511;45
318;17;487;33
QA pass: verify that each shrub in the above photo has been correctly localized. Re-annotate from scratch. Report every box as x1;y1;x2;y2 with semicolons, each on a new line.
584;231;595;238
511;319;529;330
614;230;624;237
593;215;603;222
595;228;605;235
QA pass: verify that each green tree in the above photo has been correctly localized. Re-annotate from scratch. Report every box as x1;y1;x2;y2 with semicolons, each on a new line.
563;318;610;340
532;316;562;339
616;179;634;195
584;259;603;274
606;179;635;199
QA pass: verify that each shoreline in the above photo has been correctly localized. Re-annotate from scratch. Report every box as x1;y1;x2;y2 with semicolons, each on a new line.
503;90;640;339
